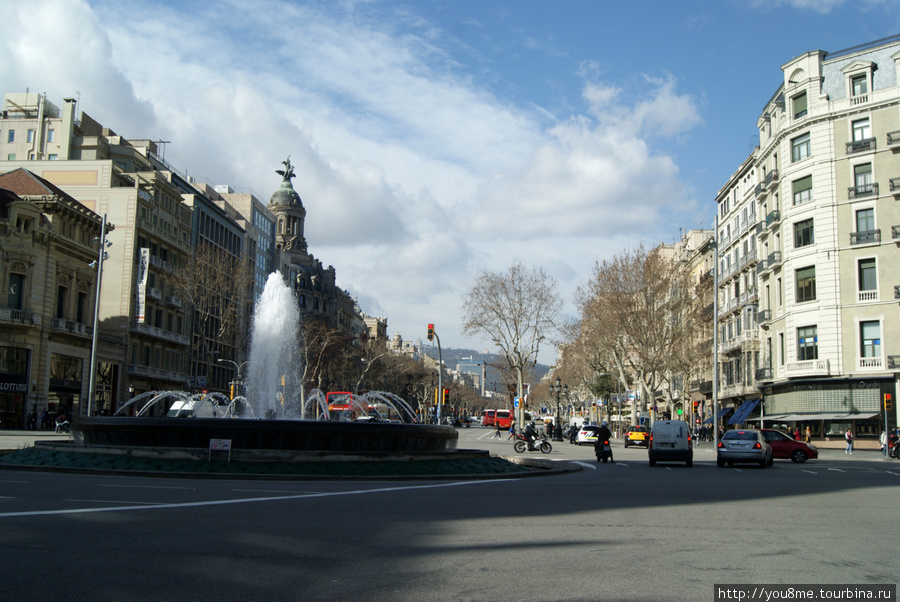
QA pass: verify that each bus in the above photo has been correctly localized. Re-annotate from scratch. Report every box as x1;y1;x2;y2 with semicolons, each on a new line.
482;409;531;429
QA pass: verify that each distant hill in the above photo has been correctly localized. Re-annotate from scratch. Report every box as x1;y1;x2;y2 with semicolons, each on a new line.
419;345;551;388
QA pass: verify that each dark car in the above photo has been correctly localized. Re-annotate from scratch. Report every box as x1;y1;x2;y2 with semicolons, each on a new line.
759;429;818;463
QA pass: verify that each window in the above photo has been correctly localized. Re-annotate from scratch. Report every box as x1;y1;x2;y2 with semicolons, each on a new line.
48;154;58;160
852;118;871;142
794;218;814;248
792;133;810;162
76;292;87;323
6;154;15;161
856;208;874;232
47;129;55;142
796;266;816;302
851;74;868;97
56;286;67;320
7;130;14;143
26;129;34;143
797;326;818;361
858;258;876;291
854;163;872;192
860;321;880;358
8;273;25;309
792;92;807;119
778;333;785;366
792;175;812;205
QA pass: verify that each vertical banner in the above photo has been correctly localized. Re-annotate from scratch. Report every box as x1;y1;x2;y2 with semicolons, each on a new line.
136;248;150;323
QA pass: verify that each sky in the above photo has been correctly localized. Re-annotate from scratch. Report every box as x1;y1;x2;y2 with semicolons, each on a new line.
3;0;900;365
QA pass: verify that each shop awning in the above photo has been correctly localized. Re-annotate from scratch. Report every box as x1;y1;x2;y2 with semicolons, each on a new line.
728;399;761;425
703;407;733;424
762;412;879;422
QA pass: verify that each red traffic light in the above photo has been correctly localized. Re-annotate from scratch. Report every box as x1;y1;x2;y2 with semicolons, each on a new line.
427;324;434;341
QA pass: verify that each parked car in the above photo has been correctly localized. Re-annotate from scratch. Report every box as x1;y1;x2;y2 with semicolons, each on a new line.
623;425;650;448
759;429;818;463
648;420;693;467
717;429;773;468
577;424;601;445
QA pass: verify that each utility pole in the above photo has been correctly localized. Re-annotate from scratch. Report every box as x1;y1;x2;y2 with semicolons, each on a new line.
428;324;443;423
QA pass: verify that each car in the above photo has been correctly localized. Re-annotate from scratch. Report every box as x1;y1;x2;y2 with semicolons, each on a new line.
623;425;650;448
717;429;773;468
577;424;601;445
648;420;693;467
759;429;818;463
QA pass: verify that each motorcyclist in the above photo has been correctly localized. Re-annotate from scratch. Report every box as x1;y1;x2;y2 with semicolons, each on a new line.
523;421;538;450
595;420;614;461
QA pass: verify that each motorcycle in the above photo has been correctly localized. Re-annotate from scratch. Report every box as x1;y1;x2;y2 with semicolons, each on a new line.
513;432;552;454
889;434;900;459
595;439;614;463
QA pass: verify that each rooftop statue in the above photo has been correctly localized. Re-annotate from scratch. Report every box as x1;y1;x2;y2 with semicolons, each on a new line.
275;156;295;183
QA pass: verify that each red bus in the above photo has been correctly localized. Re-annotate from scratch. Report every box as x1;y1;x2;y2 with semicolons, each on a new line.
482;409;530;429
481;409;496;427
326;392;355;416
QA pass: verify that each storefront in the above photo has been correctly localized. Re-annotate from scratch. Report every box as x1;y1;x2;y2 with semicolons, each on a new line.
759;377;893;443
0;346;30;428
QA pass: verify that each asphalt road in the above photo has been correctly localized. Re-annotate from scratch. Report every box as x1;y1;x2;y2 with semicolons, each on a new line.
1;427;898;601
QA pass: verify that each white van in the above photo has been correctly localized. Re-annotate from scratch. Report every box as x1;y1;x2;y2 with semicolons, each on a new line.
647;420;693;467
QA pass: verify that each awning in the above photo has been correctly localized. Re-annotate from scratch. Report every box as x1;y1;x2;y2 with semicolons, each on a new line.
760;412;879;422
728;399;761;425
703;407;733;424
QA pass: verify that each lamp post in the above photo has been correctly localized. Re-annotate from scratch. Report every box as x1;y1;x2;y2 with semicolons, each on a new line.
551;377;566;441
217;359;250;398
87;214;111;418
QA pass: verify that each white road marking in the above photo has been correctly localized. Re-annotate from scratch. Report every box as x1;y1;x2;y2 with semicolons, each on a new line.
99;484;192;490
0;479;28;484
65;499;169;505
828;468;845;473
0;479;513;518
573;461;596;470
886;471;900;477
802;470;817;475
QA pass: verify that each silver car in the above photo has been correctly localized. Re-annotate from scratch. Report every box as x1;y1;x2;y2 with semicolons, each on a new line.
717;429;773;468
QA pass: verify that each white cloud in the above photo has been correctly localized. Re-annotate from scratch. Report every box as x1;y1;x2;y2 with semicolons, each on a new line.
1;0;705;359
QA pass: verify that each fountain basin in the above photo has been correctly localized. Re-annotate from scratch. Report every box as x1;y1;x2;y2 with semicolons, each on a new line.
72;417;458;454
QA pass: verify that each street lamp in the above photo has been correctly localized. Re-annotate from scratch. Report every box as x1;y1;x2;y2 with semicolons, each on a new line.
217;359;250;398
87;214;111;418
551;377;567;441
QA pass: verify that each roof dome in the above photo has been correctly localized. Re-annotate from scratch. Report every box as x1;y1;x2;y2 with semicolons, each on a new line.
268;156;303;209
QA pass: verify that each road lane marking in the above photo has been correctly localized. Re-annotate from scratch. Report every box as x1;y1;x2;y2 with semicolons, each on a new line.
828;468;845;473
887;471;900;476
573;461;596;470
802;470;817;474
0;479;28;483
99;484;192;490
0;479;514;518
65;499;170;505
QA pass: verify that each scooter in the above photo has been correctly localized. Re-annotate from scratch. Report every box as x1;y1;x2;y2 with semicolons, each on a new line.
595;439;614;463
513;433;552;454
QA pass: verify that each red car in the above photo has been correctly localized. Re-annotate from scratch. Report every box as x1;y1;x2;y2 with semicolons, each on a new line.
759;429;818;463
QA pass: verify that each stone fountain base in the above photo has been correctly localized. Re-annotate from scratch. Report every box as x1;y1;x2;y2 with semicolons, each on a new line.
72;416;458;455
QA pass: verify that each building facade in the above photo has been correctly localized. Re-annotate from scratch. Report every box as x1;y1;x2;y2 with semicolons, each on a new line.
715;35;900;441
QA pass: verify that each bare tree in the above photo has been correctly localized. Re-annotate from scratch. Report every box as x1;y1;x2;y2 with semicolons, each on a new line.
461;262;562;427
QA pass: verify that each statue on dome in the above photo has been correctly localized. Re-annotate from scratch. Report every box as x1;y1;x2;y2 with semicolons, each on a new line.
276;157;295;183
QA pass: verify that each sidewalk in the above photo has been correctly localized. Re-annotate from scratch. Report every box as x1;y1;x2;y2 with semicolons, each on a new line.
0;429;71;452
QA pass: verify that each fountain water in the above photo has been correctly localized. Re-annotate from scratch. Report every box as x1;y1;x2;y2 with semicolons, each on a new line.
245;273;300;419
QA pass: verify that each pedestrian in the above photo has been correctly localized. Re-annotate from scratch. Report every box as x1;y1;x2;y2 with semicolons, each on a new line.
492;422;501;439
569;422;577;444
880;430;887;456
793;428;801;440
507;421;516;440
804;426;811;444
845;427;853;454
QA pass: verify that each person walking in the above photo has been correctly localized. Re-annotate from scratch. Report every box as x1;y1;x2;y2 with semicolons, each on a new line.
492;422;501;439
845;427;853;454
804;426;811;444
507;421;516;440
880;430;887;456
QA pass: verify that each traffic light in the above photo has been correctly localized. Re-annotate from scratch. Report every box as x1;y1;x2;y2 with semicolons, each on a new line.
442;388;449;405
427;323;434;341
886;393;893;411
230;384;235;400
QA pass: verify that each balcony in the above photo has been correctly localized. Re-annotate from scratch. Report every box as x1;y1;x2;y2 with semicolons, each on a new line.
785;359;830;378
755;366;773;381
146;287;162;301
50;317;92;337
755;259;768;277
765;210;781;227
848;182;878;199
888;356;900;370
127;363;187;384
0;308;40;325
857;356;883;370
758;309;772;325
741;286;758;306
846;137;876;154
892;225;900;241
698;380;712;395
891;178;900;196
895;285;900;300
764;169;779;189
850;229;881;245
857;289;879;303
754;182;766;198
887;131;900;147
165;295;182;308
766;251;782;269
130;321;190;346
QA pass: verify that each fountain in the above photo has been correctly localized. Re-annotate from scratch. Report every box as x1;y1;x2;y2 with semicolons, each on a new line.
70;273;457;456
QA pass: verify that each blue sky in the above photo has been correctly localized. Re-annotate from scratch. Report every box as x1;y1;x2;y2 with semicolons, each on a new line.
4;0;900;364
